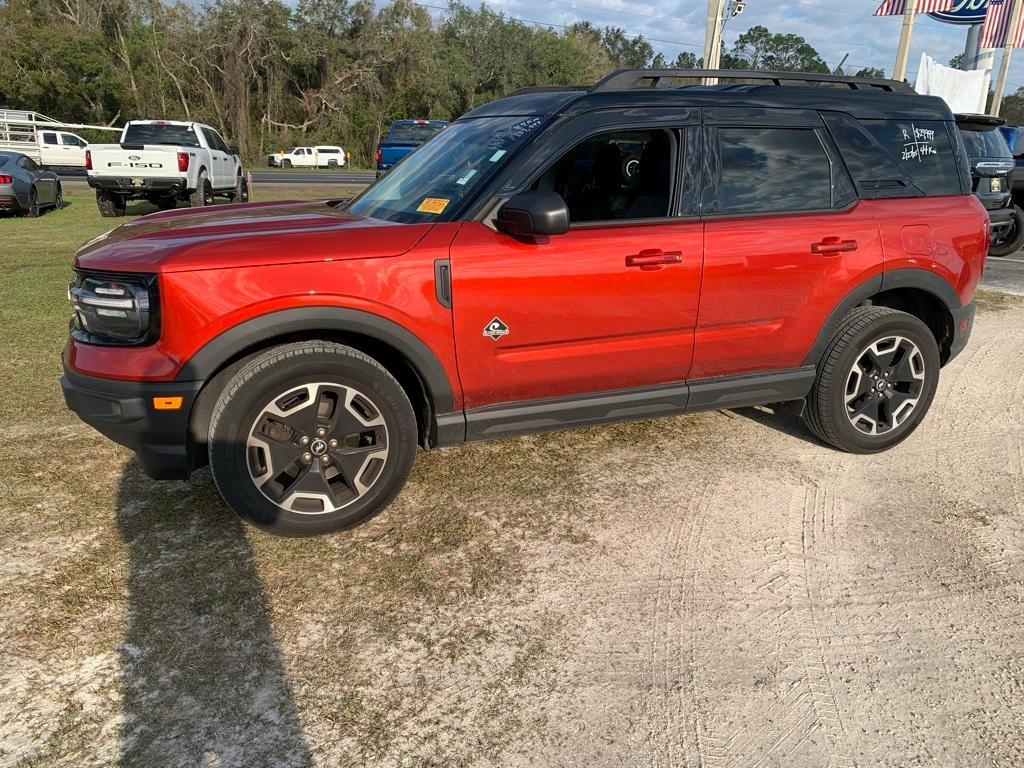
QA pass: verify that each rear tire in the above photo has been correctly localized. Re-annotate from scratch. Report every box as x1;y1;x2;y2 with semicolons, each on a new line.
25;187;40;218
327;160;338;169
188;170;212;208
208;341;418;536
804;306;940;453
989;204;1024;257
96;190;126;217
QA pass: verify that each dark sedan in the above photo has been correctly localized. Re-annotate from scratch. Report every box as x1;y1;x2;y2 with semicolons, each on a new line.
0;151;62;217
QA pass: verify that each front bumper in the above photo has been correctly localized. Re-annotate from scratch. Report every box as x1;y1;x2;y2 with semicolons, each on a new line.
947;300;976;364
61;364;202;480
87;176;187;196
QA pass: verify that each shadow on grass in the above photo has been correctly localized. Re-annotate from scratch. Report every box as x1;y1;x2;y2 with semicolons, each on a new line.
116;462;312;767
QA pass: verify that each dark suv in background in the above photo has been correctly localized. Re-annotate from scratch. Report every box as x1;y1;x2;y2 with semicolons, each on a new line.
958;113;1021;256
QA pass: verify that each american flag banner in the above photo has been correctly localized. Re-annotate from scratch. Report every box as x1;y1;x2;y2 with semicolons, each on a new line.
873;0;954;15
980;0;1024;47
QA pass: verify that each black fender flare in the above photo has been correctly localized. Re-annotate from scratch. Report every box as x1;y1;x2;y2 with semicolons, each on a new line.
802;268;960;367
175;306;456;413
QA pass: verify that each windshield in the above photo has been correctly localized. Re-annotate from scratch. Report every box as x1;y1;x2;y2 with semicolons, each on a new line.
348;116;545;223
388;122;447;144
961;128;1012;159
123;123;201;148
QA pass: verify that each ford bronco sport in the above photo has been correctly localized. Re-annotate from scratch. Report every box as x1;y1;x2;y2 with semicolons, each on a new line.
63;69;987;535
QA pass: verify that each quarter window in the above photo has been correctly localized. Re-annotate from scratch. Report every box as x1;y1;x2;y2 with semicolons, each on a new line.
532;129;674;223
718;127;832;214
861;119;961;197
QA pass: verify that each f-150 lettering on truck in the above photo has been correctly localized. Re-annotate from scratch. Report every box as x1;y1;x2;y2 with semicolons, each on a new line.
86;119;248;217
63;69;987;536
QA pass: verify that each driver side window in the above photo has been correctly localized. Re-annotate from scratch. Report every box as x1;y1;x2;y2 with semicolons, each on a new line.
532;129;674;224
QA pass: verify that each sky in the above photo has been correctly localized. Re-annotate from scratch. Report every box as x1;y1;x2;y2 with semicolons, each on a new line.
422;0;1024;95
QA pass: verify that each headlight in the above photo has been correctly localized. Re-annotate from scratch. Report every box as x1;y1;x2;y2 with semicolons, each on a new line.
68;271;158;345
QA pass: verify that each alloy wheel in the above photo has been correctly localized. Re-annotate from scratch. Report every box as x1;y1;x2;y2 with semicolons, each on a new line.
844;335;925;436
246;382;389;514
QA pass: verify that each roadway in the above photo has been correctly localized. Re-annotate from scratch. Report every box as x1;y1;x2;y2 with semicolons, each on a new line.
981;250;1024;295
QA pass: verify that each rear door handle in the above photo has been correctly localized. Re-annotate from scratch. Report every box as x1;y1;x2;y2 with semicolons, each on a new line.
811;237;858;255
625;249;683;268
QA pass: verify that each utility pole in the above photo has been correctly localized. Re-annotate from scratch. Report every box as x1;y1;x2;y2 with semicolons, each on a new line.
992;0;1023;115
893;0;919;81
703;0;745;85
704;0;727;85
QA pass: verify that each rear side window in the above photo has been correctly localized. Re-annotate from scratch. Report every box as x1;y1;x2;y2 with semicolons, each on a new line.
42;132;58;145
862;120;960;196
825;114;961;197
717;127;832;214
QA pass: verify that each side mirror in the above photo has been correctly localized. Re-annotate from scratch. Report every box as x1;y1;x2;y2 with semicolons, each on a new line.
230;145;240;156
495;191;570;240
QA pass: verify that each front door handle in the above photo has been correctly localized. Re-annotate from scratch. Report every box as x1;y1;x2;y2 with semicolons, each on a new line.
625;249;683;269
811;237;858;255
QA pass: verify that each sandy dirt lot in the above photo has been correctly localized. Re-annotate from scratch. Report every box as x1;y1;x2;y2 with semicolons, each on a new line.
2;289;1023;767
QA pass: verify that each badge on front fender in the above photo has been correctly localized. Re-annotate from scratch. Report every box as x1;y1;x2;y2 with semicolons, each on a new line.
483;317;509;341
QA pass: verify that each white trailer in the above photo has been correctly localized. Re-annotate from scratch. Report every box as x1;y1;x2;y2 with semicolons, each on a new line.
0;110;120;169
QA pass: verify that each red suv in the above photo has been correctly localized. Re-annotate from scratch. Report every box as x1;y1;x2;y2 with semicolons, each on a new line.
63;70;987;535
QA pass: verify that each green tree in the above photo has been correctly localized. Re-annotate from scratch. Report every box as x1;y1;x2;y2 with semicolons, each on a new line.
724;25;829;72
1001;87;1024;125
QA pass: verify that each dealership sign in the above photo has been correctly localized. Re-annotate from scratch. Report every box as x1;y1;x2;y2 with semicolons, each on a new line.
928;0;989;24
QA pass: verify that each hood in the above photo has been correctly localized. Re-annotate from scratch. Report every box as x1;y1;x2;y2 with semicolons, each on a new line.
75;199;434;273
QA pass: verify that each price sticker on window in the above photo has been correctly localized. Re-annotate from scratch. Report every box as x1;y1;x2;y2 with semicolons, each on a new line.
416;197;450;214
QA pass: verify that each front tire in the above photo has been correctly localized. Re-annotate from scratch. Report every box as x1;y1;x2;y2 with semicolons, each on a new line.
208;342;418;536
804;306;940;453
989;204;1024;257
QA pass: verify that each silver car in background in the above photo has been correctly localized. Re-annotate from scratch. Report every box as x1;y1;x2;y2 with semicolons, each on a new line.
0;150;62;216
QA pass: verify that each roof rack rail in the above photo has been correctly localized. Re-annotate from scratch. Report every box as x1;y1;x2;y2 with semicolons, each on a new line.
592;69;914;94
507;85;589;97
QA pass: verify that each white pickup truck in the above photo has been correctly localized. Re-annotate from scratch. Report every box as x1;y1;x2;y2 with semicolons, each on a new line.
86;119;247;217
266;145;346;168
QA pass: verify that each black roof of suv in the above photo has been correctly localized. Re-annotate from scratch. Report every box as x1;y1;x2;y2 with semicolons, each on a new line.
464;69;954;122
